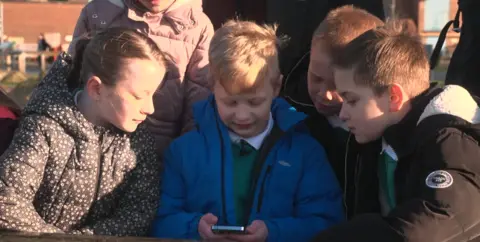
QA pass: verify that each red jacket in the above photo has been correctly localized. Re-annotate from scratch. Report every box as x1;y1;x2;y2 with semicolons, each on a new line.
0;106;18;156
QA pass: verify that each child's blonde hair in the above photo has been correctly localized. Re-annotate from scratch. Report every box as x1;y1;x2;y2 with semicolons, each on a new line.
313;5;384;55
209;20;281;95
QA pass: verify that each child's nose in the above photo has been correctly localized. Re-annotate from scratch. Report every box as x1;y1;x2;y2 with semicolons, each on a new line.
142;98;155;115
338;104;349;121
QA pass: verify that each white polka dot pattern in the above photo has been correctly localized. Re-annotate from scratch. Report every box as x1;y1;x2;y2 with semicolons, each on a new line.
0;53;162;236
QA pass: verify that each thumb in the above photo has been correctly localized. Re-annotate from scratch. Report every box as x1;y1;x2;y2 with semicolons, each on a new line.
247;220;262;233
203;213;218;225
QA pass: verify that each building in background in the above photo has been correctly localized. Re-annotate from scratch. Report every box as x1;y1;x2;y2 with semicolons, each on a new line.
384;0;459;60
2;0;87;51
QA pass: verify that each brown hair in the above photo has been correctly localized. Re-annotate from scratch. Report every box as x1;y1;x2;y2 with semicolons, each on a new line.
312;5;384;55
67;27;167;90
209;20;282;95
333;20;430;97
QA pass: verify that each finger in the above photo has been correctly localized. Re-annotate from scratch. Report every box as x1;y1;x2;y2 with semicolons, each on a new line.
204;213;219;224
246;221;261;233
203;227;228;240
228;234;256;242
199;221;217;239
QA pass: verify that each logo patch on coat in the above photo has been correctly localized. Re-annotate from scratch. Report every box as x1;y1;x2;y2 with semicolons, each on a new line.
425;170;453;189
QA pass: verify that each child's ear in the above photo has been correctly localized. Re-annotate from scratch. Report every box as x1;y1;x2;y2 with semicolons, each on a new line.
389;84;406;112
85;76;103;101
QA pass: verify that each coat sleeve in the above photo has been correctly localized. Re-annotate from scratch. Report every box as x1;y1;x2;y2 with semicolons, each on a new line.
180;19;214;134
265;140;345;242
0;115;64;233
77;127;162;236
150;138;203;239
68;6;90;55
312;130;480;242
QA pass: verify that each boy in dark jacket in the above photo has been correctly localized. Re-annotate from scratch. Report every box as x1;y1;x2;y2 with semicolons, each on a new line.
305;6;383;219
151;20;344;242
313;20;480;242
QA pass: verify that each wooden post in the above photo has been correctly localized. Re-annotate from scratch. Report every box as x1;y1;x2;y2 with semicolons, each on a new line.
18;52;26;73
40;53;46;72
5;53;11;71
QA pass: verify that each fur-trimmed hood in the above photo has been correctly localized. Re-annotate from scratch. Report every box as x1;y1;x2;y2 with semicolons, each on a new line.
418;85;480;125
383;84;480;159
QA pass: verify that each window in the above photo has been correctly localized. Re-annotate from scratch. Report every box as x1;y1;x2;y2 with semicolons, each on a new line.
423;0;450;31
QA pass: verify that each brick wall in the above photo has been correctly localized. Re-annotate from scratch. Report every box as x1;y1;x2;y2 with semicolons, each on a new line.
3;2;85;43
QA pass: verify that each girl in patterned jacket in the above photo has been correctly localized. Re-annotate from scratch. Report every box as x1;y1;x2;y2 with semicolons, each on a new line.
0;27;166;236
70;0;214;156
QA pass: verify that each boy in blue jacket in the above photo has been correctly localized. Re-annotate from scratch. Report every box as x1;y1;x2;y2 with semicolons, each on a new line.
151;20;344;242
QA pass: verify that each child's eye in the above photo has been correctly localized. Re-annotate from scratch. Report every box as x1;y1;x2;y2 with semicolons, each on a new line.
249;99;265;106
346;100;357;106
311;76;324;83
225;100;237;106
131;94;143;100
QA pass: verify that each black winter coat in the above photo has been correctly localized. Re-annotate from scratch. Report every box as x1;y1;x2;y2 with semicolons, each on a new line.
313;84;480;242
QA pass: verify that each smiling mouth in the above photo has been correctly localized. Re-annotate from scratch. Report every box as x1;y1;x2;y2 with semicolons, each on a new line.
235;123;252;129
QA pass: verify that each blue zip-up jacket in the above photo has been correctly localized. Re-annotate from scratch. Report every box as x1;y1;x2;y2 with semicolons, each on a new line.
151;96;344;241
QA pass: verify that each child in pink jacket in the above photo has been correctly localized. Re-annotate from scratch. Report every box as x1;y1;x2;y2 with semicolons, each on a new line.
70;0;213;155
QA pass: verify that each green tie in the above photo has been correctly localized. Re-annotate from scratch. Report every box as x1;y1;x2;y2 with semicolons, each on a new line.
378;149;397;213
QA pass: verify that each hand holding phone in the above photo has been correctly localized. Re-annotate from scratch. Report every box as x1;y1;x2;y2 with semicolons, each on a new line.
227;220;268;242
198;213;228;240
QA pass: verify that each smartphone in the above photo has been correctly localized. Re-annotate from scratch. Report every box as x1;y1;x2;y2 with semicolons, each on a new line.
211;225;246;235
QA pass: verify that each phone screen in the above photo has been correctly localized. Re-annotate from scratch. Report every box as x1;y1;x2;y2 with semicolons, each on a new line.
211;225;246;234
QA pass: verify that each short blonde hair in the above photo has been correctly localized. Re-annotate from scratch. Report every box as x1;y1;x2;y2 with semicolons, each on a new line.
313;5;384;55
209;20;281;94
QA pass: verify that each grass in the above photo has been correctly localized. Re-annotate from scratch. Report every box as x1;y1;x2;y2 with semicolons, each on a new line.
432;80;445;87
0;71;41;108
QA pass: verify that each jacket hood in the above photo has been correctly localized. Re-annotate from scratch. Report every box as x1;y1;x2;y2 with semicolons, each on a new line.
24;53;120;141
192;95;306;134
384;84;480;158
122;0;202;14
418;85;480;125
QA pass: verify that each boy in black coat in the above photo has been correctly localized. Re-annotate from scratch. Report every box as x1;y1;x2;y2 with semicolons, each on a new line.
313;19;480;242
304;6;383;219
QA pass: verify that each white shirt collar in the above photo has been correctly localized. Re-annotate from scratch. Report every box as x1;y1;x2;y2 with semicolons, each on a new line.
229;113;274;150
381;137;398;161
327;115;349;131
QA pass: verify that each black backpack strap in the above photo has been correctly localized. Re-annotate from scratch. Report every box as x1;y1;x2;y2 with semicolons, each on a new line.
430;8;461;70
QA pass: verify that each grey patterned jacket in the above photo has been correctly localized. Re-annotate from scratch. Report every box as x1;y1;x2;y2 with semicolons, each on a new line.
0;53;161;236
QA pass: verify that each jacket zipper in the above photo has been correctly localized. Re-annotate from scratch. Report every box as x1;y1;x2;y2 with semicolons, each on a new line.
353;154;362;215
93;147;103;205
256;165;272;213
86;139;104;223
343;134;352;218
212;103;228;224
